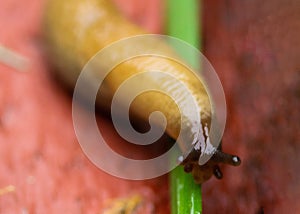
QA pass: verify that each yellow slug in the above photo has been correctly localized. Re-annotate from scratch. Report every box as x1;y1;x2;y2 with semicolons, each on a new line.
44;0;240;183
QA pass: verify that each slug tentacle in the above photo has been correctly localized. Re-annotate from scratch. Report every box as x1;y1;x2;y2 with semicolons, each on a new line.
180;145;241;183
213;165;223;179
212;150;241;166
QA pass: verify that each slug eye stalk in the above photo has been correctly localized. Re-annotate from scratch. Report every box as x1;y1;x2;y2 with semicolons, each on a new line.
212;150;241;166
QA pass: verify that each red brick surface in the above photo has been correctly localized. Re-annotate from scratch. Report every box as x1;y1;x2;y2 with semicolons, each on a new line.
202;1;300;213
0;0;168;213
1;0;299;213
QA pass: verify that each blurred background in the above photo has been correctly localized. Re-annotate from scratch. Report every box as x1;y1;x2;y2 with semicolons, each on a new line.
0;0;299;213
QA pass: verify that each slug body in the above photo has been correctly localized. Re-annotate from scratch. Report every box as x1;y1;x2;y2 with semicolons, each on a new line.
44;0;240;183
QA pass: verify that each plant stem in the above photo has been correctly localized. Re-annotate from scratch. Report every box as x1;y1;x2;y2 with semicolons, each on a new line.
166;0;202;213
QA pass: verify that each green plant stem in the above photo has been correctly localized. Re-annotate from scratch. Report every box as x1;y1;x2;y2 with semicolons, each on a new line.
170;167;202;214
166;0;202;213
166;0;201;48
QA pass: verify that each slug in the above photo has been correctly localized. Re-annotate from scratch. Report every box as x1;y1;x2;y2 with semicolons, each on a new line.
44;0;241;183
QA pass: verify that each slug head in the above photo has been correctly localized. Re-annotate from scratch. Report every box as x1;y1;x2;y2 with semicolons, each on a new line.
181;146;241;184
